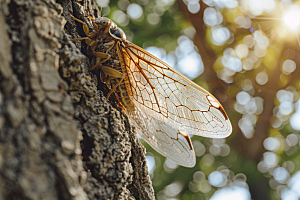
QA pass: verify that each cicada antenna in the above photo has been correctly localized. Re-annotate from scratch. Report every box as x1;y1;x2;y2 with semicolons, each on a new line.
98;6;107;17
100;6;103;17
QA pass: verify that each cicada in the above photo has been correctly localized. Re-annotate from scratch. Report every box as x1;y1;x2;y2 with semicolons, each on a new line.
69;13;232;167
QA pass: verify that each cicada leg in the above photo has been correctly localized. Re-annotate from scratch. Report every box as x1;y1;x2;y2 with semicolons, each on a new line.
89;41;116;70
86;10;95;21
70;37;97;46
96;65;124;101
89;52;111;71
69;14;97;40
114;95;127;112
103;40;115;54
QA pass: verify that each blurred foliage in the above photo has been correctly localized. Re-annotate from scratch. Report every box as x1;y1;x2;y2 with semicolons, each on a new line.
98;0;300;199
106;0;190;51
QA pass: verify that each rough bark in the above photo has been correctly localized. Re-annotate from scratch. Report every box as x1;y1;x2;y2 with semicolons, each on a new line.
0;0;155;199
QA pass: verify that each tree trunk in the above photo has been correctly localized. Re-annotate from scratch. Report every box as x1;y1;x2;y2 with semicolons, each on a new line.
0;0;155;199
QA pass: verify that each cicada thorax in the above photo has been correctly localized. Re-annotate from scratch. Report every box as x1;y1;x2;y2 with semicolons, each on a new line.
90;38;135;111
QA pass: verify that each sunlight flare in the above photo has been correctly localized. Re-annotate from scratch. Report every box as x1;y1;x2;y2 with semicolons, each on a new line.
283;6;300;32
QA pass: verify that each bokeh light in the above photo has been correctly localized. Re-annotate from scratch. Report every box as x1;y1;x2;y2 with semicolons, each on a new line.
187;1;200;14
164;159;178;173
112;10;130;26
211;26;230;46
235;15;252;29
243;0;276;15
146;35;204;79
236;91;250;105
208;171;227;187
165;181;183;197
210;186;251;200
290;112;300;130
127;3;143;19
273;167;289;183
282;59;296;75
235;44;249;59
255;72;268;85
96;0;109;7
204;8;223;26
192;140;206;157
146;154;155;174
147;13;161;25
263;137;280;151
263;152;279;168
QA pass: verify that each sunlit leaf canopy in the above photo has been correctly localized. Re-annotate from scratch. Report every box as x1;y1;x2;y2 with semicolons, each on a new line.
97;0;300;199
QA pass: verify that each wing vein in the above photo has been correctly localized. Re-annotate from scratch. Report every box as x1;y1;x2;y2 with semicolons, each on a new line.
122;44;164;115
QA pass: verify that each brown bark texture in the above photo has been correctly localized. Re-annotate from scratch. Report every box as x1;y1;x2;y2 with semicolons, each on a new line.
0;0;155;199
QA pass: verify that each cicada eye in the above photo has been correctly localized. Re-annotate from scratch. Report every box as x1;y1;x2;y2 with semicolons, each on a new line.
94;17;110;26
101;20;109;26
109;27;126;40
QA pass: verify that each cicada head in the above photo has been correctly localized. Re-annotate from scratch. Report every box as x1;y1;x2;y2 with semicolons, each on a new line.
93;16;110;31
93;16;126;41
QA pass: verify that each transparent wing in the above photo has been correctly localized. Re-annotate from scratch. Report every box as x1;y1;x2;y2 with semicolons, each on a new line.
119;41;232;138
128;106;195;167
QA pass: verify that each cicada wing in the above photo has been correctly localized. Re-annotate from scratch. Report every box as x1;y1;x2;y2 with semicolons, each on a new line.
128;107;196;167
119;41;232;138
